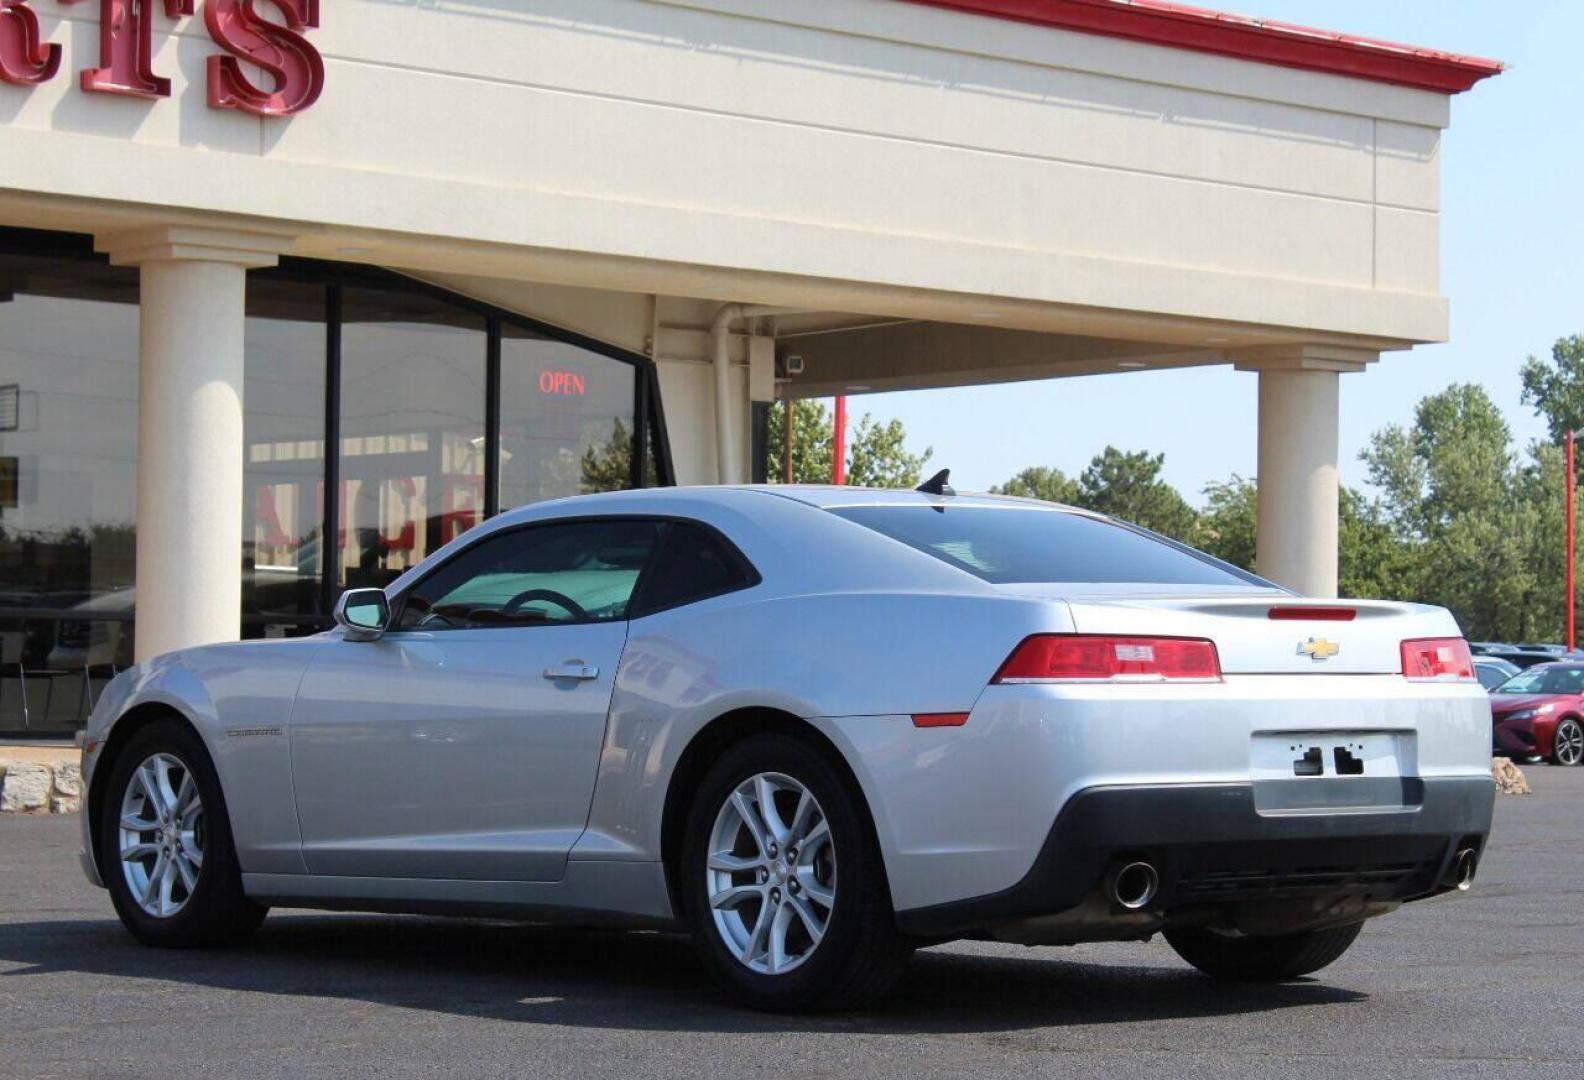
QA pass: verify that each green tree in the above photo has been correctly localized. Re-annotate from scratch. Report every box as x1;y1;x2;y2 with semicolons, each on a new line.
990;466;1078;504
1520;334;1584;441
764;399;835;484
1361;383;1535;640
1193;476;1416;600
1075;447;1198;541
580;418;634;493
1196;475;1257;570
1337;488;1417;602
845;414;933;489
764;401;931;488
1507;440;1574;641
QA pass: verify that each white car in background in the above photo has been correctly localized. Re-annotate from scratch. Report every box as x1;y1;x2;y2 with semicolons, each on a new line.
78;481;1494;1011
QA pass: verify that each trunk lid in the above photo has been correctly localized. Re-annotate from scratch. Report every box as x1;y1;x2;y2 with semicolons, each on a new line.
1004;588;1457;675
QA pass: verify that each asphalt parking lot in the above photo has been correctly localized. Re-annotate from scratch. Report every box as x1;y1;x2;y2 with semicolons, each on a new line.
2;768;1581;1080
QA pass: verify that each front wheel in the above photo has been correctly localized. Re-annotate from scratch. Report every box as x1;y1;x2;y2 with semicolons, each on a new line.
98;718;267;947
679;732;912;1011
1165;922;1363;982
1552;717;1584;766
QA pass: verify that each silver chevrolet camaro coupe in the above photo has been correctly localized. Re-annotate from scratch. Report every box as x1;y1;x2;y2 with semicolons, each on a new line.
78;482;1494;1011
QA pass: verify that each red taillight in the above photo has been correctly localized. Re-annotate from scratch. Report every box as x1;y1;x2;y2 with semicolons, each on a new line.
993;635;1222;683
1400;637;1475;681
1269;606;1356;621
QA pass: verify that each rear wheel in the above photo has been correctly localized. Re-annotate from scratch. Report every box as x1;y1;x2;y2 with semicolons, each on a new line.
1552;717;1584;766
680;732;912;1011
1165;922;1363;982
98;718;266;947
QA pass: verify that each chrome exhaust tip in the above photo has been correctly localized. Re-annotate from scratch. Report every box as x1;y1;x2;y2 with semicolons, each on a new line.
1454;848;1478;891
1112;861;1160;910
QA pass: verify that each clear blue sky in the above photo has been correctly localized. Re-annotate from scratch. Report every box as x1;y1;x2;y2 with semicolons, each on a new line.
854;1;1581;501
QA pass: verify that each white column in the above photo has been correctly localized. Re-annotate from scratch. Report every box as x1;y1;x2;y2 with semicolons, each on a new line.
98;227;294;661
1239;347;1375;599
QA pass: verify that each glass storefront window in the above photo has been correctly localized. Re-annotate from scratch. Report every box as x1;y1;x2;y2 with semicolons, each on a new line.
243;279;327;633
0;229;670;732
499;324;637;509
339;286;487;590
0;246;140;728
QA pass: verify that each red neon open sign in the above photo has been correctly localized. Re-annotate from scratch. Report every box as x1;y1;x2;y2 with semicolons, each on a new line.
538;371;587;397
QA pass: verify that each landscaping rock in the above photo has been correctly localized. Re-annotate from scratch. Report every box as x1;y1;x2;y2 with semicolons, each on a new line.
53;761;82;798
1;763;53;813
1493;756;1531;796
50;794;81;815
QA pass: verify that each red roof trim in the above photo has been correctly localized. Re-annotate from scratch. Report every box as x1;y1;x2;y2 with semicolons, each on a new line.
903;0;1502;93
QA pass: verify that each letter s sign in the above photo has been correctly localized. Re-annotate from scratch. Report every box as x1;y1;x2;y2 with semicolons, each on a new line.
206;0;322;117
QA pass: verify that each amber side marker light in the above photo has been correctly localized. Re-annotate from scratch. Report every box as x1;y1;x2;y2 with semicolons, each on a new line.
912;712;970;728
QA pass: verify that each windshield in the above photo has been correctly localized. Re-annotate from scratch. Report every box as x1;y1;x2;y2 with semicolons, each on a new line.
829;505;1271;587
1496;665;1584;695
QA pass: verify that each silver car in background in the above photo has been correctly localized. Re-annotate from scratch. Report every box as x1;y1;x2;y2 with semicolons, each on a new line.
78;485;1494;1011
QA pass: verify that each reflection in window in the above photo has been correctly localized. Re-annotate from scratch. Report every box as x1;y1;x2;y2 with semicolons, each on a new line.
339;287;487;590
0;230;672;732
499;325;636;510
0;250;140;698
243;279;326;627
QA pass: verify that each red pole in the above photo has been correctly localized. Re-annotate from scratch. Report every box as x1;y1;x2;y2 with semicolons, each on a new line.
1569;432;1576;651
832;396;847;486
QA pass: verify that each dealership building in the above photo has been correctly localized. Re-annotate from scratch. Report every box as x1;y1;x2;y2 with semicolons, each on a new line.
0;0;1497;732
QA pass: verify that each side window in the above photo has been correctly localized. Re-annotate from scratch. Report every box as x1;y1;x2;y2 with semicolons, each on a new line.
631;522;757;616
396;520;660;631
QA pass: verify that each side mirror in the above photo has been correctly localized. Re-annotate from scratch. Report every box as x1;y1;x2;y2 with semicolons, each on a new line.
334;588;391;642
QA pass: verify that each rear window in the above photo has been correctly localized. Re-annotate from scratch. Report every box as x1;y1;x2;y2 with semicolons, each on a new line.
829;505;1267;587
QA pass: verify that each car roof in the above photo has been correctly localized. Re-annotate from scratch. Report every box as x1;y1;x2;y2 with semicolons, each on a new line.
743;485;1096;514
489;484;1098;526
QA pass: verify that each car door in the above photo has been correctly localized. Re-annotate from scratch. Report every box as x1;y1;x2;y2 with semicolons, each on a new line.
289;517;662;882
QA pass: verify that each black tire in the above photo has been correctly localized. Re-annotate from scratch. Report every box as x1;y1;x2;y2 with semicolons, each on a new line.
679;732;913;1012
97;718;267;947
1165;922;1363;982
1551;717;1584;766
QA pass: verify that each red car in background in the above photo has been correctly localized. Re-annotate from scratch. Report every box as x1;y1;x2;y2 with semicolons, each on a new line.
1489;663;1584;766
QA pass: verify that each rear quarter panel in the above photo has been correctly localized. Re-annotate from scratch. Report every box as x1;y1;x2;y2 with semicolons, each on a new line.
580;589;1071;860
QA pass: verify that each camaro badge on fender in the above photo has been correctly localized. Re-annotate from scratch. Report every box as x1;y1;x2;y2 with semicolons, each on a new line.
1298;637;1340;661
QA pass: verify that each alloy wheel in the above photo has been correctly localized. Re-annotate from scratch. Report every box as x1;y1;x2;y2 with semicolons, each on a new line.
118;753;204;918
1557;719;1584;766
705;772;836;975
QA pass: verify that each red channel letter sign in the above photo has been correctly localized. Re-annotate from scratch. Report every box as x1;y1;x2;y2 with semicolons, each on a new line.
0;0;322;116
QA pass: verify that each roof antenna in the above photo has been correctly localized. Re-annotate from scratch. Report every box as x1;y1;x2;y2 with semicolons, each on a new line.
916;469;954;496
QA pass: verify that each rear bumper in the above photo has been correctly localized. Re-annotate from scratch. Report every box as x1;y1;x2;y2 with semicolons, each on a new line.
820;675;1494;913
894;775;1494;938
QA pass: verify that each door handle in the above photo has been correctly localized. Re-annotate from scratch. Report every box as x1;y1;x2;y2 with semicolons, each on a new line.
544;661;599;681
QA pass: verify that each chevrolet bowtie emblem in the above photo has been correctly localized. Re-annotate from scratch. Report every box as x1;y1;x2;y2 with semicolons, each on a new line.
1298;637;1340;661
